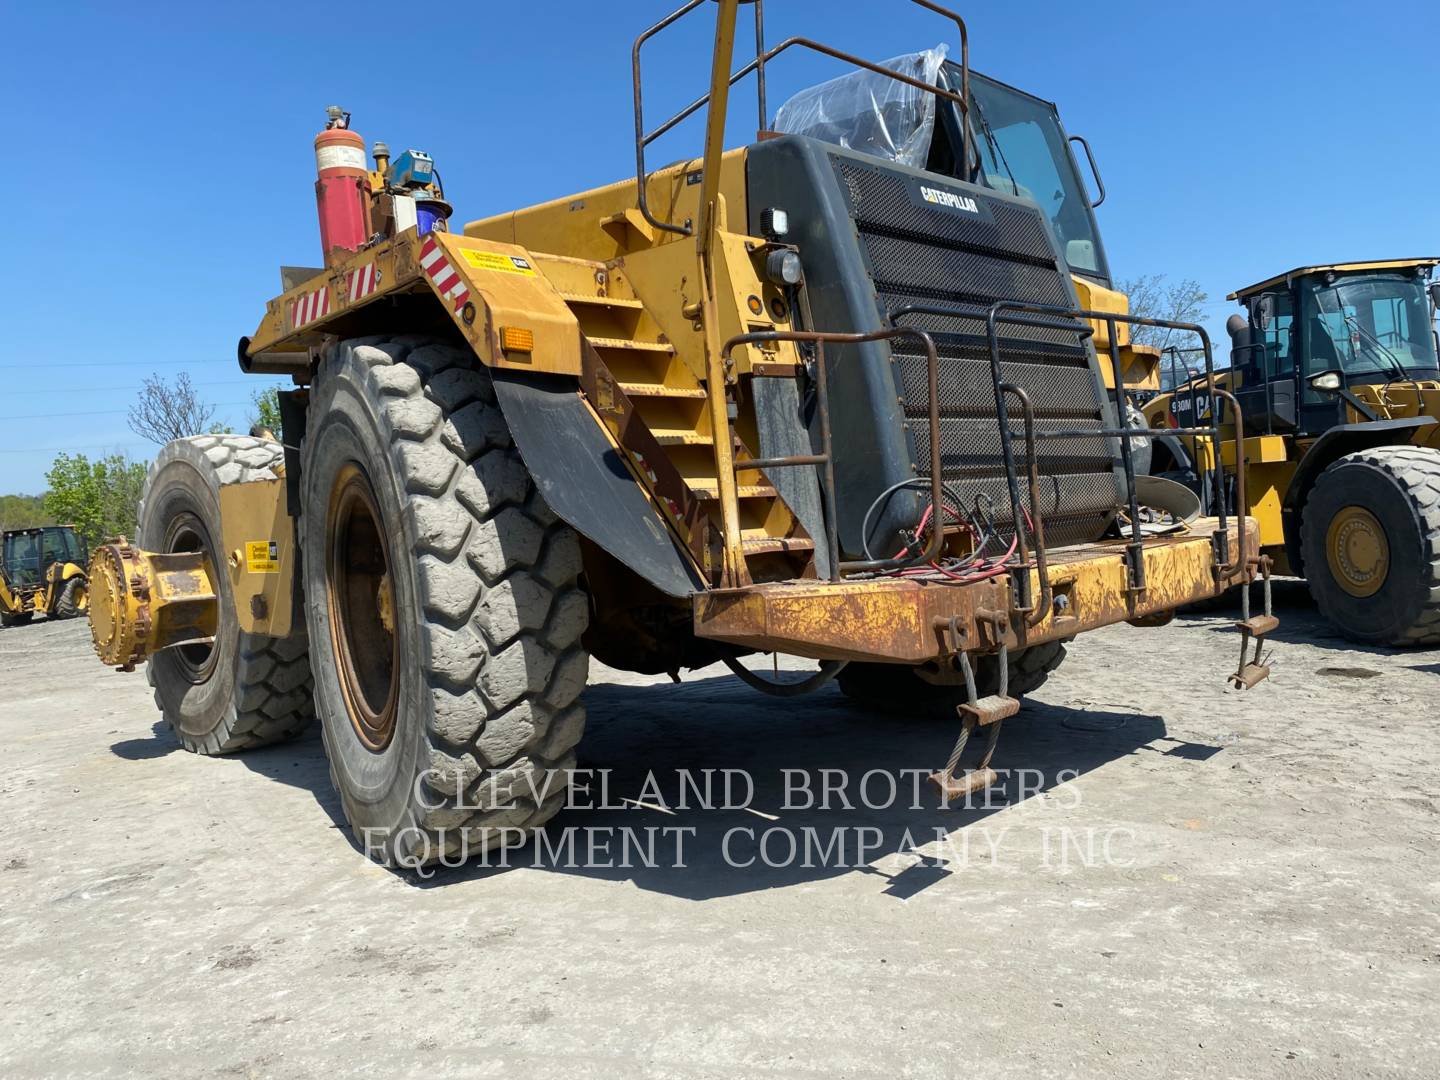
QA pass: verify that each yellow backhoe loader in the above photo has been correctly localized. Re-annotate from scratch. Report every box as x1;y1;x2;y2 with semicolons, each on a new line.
84;0;1270;867
1;526;88;627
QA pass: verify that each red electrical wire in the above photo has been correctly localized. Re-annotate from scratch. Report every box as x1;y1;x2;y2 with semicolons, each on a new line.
885;495;1030;585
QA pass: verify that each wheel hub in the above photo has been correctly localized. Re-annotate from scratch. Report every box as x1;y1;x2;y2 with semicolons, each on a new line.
326;464;399;752
1325;506;1389;598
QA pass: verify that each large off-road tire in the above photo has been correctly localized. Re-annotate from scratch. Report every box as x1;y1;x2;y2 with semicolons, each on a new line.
300;336;589;868
837;641;1067;716
1300;446;1440;645
141;437;315;754
53;577;84;619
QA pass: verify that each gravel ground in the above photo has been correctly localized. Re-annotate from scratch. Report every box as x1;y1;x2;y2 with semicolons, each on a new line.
1;583;1437;1079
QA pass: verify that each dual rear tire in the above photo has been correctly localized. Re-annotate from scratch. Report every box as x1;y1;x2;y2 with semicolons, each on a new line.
140;339;591;867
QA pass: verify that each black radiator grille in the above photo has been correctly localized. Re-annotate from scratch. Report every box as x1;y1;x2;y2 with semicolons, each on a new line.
835;158;1121;547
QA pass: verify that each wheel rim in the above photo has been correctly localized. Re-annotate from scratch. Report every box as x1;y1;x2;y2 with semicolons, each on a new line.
326;463;399;752
1325;505;1390;598
165;515;219;679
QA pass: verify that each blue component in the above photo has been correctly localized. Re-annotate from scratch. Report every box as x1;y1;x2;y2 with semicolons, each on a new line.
416;198;451;236
390;149;435;190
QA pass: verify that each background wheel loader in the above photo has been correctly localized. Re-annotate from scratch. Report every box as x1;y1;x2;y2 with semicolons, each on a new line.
1143;259;1440;645
84;0;1269;868
1;526;88;627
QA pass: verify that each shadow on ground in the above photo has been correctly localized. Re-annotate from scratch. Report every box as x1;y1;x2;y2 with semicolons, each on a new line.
106;672;1192;899
416;673;1193;899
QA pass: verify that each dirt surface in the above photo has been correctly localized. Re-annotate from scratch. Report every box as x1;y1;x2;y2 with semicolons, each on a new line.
1;583;1437;1078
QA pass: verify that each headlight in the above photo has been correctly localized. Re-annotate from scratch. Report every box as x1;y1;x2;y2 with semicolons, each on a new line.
765;249;802;286
760;207;789;238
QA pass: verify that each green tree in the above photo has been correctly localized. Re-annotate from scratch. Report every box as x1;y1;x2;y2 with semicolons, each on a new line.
249;386;284;440
43;453;149;547
0;494;52;532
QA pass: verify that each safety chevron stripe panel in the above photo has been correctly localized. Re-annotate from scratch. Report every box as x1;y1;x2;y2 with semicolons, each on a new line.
419;235;470;312
289;285;330;329
346;262;380;303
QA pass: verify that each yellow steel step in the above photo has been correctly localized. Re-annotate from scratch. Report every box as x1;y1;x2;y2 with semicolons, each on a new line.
618;381;707;400
652;429;714;447
690;483;778;501
589;336;675;354
560;292;645;311
741;532;815;553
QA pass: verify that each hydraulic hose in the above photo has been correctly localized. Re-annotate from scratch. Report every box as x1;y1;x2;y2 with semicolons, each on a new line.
723;657;848;697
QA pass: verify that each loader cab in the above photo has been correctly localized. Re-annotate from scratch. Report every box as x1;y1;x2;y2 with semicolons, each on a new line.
932;66;1112;287
1228;260;1440;437
2;527;85;590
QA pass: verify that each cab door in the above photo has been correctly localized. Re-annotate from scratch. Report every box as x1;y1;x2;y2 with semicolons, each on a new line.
1232;290;1298;434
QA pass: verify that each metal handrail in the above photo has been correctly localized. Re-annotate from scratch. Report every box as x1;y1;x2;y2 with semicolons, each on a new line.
721;327;945;579
631;0;710;238
1067;134;1106;208
999;383;1052;627
631;0;972;238
975;302;1243;609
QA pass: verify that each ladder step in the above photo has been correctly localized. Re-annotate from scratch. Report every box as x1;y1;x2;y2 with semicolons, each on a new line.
617;381;707;400
740;534;816;554
653;429;714;447
560;292;645;311
690;483;778;500
589;336;675;354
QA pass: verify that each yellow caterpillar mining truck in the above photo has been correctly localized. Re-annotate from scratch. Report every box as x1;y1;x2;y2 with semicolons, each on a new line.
84;0;1269;866
1;526;87;627
1144;259;1440;645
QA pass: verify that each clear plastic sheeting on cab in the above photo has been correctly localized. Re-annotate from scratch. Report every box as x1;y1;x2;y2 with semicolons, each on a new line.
772;44;949;169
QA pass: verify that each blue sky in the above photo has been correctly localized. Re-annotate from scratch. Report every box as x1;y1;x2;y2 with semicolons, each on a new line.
3;0;1437;493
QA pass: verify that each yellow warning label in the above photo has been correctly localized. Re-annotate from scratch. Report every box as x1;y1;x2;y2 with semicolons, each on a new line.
245;540;280;573
460;249;537;275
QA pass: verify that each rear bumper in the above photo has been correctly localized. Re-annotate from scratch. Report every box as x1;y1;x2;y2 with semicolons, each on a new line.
692;515;1257;664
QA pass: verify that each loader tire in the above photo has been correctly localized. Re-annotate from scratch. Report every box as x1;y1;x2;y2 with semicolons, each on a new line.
837;640;1067;716
1300;445;1440;646
53;577;84;619
300;336;590;869
141;437;315;755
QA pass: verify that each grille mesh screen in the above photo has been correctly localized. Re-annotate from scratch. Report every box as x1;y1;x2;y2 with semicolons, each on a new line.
836;159;1121;547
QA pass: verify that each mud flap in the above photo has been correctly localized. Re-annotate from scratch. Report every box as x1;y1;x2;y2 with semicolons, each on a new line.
753;373;832;580
490;370;703;599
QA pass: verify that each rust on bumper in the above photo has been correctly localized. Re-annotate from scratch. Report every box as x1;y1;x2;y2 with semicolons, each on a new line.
692;516;1259;664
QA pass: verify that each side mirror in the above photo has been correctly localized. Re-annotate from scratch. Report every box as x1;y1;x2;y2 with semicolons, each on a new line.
1255;294;1275;332
1428;281;1440;309
1309;370;1343;393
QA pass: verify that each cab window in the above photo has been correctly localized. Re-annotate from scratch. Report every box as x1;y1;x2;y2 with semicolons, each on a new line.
1243;293;1293;384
